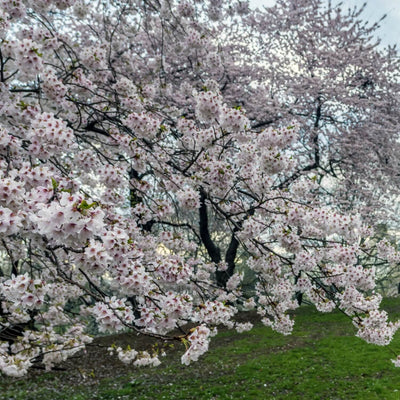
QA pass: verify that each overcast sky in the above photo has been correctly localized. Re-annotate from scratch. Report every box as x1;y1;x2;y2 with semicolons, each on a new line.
249;0;400;47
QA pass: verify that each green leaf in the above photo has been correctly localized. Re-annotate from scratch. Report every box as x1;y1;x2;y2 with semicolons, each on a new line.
77;199;97;212
31;48;43;57
17;100;28;110
51;177;59;191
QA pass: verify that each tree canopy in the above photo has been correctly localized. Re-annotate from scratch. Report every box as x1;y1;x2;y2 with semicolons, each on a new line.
1;0;400;377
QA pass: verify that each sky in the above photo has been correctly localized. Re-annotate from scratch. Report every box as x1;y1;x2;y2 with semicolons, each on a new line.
249;0;400;47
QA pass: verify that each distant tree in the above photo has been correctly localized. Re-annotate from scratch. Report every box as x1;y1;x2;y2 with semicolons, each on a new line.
1;0;400;377
244;0;400;218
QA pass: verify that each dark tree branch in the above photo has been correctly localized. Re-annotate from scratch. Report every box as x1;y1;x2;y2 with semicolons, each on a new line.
216;230;240;288
199;188;221;264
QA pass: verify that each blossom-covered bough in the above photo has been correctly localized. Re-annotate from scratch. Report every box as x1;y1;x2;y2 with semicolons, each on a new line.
0;0;400;377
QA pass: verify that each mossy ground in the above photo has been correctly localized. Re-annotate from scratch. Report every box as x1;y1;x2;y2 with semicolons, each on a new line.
2;298;400;399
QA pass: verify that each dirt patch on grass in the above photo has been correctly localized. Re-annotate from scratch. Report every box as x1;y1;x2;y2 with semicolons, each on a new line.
23;311;263;386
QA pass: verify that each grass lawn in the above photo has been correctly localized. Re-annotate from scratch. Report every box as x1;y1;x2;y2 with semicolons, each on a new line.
2;298;400;399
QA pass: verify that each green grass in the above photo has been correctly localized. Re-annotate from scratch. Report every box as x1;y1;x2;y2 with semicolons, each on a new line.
2;298;400;399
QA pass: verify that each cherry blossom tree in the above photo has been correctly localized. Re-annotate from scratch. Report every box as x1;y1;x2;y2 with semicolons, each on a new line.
246;0;400;218
0;0;400;377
